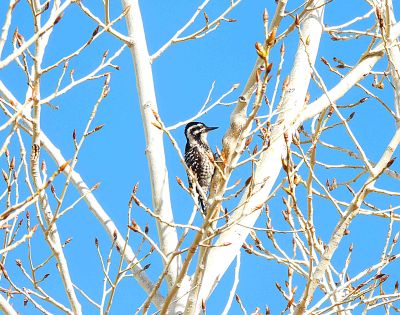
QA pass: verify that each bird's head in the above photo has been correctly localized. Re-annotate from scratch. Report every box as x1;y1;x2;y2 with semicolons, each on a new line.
184;122;218;144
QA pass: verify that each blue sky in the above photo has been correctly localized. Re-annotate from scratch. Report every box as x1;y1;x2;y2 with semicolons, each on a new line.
1;0;400;314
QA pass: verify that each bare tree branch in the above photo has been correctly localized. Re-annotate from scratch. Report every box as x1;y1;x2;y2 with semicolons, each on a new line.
121;0;181;297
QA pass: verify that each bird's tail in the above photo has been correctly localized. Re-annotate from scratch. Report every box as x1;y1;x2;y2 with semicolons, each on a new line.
199;195;207;214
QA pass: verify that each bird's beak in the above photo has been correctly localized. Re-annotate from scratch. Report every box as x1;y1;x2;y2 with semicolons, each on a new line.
206;126;218;132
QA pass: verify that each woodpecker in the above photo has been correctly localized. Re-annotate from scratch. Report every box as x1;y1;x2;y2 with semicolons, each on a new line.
184;122;218;213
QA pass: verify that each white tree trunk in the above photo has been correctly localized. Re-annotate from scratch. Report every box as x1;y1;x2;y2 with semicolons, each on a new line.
193;2;325;312
121;0;181;289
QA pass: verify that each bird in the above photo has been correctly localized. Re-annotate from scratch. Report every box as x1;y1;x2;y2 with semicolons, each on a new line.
184;121;218;213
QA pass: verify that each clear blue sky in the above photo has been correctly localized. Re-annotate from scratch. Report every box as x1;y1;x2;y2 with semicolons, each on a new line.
1;0;399;314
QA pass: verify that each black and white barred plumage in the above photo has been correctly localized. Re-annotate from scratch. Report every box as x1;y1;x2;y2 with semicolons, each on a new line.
184;122;218;212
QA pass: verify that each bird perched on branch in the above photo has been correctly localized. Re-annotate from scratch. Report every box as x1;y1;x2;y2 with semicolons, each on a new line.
184;122;218;213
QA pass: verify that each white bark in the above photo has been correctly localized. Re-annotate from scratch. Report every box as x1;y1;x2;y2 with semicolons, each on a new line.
39;132;166;309
2;0;399;313
0;82;166;310
0;0;73;70
28;1;81;313
120;0;181;290
193;1;325;312
300;21;400;123
385;0;400;123
293;125;400;314
0;294;17;315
